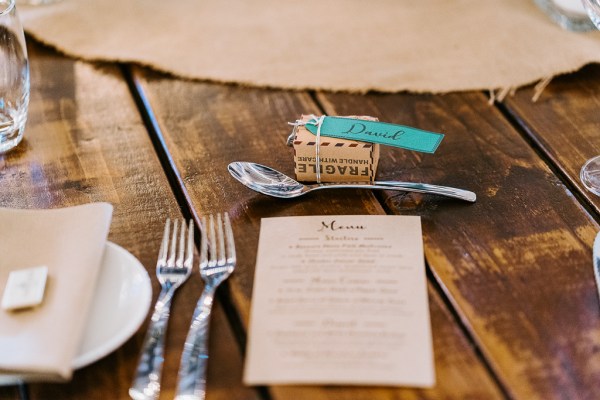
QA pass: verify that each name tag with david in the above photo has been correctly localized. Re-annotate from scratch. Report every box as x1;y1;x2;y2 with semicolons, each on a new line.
303;116;444;154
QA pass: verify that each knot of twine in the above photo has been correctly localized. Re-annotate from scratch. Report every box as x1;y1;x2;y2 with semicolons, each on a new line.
287;115;326;183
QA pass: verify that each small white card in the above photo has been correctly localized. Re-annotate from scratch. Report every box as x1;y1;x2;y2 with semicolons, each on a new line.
244;215;435;387
2;266;48;311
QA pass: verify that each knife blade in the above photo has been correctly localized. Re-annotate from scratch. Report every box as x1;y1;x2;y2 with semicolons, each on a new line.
593;231;600;302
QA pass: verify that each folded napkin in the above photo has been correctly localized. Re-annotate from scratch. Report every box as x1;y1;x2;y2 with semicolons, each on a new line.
0;203;113;381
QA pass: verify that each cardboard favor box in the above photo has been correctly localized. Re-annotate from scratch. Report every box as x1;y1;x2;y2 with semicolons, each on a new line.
291;115;380;183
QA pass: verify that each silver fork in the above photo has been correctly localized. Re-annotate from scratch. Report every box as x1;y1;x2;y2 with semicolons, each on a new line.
129;219;194;400
175;213;236;400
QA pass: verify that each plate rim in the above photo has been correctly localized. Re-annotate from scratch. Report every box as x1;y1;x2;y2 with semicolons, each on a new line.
72;241;152;369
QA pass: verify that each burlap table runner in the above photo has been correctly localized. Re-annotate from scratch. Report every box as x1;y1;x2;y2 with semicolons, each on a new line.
18;0;600;93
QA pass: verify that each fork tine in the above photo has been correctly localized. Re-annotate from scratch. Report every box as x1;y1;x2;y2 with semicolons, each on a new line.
216;213;226;265
158;218;171;267
176;219;186;267
167;219;178;268
199;216;208;267
174;213;236;399
185;219;194;268
208;215;217;266
223;212;236;264
132;217;193;400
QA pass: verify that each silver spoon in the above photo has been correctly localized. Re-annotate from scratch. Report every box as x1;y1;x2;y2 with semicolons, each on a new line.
228;161;476;202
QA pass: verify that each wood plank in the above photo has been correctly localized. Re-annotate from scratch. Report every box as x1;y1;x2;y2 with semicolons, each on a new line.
132;68;505;399
317;90;600;399
503;65;600;213
0;43;257;400
0;386;20;400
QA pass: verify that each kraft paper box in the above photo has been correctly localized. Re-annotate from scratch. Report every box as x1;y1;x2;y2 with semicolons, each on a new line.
291;115;380;182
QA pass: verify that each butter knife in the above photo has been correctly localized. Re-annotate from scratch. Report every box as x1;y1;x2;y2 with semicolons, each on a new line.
593;231;600;302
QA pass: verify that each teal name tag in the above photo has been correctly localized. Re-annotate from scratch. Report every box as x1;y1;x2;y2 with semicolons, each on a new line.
304;116;444;154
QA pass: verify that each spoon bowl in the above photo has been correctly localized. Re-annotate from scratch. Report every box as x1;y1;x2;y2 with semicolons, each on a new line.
228;161;476;202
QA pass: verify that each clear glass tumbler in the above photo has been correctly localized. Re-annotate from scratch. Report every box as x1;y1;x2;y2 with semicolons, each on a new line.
16;0;61;5
0;0;29;153
579;0;600;195
534;0;596;31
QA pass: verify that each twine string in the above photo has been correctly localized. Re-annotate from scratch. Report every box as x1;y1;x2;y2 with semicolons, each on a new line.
287;115;326;183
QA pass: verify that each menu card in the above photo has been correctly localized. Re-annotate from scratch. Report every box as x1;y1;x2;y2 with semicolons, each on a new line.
244;215;435;387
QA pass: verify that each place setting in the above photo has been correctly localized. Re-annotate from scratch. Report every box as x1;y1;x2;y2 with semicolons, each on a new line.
0;208;237;400
5;0;600;398
0;209;436;397
0;109;478;398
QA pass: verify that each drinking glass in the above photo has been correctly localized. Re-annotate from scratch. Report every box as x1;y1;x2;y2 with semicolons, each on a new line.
534;0;596;31
0;0;29;153
16;0;61;5
580;0;600;194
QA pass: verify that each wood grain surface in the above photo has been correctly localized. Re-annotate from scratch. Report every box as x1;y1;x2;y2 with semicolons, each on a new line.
132;68;505;399
0;43;256;400
503;65;600;214
0;386;19;400
318;91;600;399
12;40;598;400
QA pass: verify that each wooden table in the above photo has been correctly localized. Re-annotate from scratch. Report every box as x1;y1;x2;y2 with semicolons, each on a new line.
2;40;600;400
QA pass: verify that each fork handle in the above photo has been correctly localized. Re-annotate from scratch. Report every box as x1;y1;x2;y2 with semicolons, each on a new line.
129;287;175;400
175;285;216;400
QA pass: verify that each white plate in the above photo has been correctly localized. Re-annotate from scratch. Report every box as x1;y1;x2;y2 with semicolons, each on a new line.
0;242;152;384
74;241;152;368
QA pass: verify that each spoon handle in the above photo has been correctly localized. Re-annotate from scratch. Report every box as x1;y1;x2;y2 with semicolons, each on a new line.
310;181;477;202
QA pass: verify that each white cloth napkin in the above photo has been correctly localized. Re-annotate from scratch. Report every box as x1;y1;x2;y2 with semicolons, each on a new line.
0;203;113;381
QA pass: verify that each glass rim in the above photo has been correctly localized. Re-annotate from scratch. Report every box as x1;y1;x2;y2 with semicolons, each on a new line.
0;0;15;16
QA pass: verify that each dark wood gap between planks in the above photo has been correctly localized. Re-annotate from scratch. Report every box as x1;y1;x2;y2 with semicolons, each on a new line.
7;41;257;400
119;66;512;399
119;64;198;224
18;383;29;400
6;380;28;400
119;65;274;400
369;162;512;398
314;88;511;399
424;252;513;400
311;89;512;398
493;98;600;226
